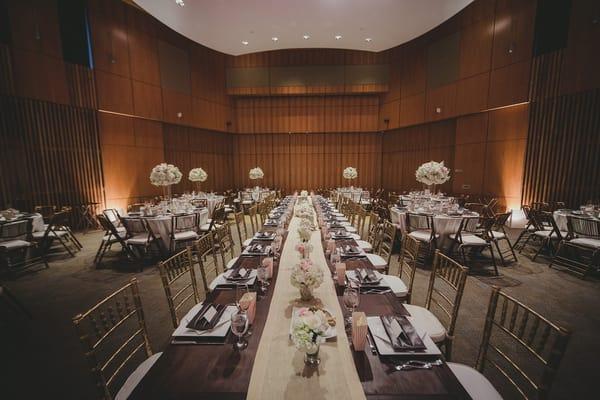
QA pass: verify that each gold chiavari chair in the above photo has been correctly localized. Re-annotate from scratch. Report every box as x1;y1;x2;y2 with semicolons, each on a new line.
193;233;221;293
247;205;259;235
452;286;571;400
551;215;600;278
355;206;368;238
214;223;236;270
158;247;200;328
366;220;396;272
232;211;248;251
366;210;379;238
405;251;468;360
72;278;160;400
397;235;421;303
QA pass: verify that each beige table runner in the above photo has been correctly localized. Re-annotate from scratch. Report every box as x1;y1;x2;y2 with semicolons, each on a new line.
247;197;366;400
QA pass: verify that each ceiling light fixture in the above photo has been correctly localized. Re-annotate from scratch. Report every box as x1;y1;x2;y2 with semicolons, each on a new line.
303;34;310;40
175;0;184;6
242;40;249;45
365;38;372;42
271;37;278;42
335;35;342;40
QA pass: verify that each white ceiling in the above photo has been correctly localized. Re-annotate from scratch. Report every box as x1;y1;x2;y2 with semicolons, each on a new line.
134;0;473;56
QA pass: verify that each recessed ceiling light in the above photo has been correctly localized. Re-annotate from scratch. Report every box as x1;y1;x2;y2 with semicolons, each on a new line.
335;35;342;40
175;0;184;6
242;40;249;45
303;34;310;40
271;37;279;42
365;38;372;42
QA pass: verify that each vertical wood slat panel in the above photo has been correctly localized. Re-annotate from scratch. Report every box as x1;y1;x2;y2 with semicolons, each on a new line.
0;95;105;214
523;48;600;207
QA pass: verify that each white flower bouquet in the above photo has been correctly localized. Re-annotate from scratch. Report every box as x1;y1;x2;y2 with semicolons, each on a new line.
297;224;313;242
188;167;207;182
290;259;323;291
295;242;314;258
415;161;450;185
150;163;182;186
343;167;358;180
291;307;330;352
295;203;315;220
249;167;264;180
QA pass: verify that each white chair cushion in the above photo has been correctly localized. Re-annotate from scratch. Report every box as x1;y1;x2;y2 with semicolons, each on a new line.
0;240;31;250
242;200;252;205
226;257;239;269
488;230;506;239
173;231;198;241
31;230;69;239
404;304;446;343
366;253;387;269
381;275;408;297
242;238;253;247
356;240;373;252
570;237;600;249
447;363;502;400
115;353;162;400
102;231;126;242
348;233;361;240
450;233;487;246
200;223;222;232
533;230;568;238
409;230;433;242
126;235;151;245
344;226;358;233
224;207;234;213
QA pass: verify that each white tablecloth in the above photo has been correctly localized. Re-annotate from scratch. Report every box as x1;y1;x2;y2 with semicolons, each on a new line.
391;207;478;249
144;209;208;249
0;213;45;233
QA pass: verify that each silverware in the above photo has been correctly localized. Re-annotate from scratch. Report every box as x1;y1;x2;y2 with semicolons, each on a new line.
366;332;378;355
393;359;443;371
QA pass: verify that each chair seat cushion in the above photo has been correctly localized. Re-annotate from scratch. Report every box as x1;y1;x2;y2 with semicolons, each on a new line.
173;231;199;241
224;207;234;213
409;230;434;242
489;230;506;239
31;230;69;239
126;235;152;245
348;233;361;240
102;231;126;242
447;363;502;400
200;223;222;232
356;240;373;252
344;226;358;233
570;237;600;249
115;353;162;400
450;233;487;246
0;239;31;250
242;238;253;247
381;275;408;297
534;230;567;238
366;253;387;269
404;304;446;343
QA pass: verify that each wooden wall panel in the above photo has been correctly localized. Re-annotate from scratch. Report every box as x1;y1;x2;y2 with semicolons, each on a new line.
95;70;133;114
0;96;104;213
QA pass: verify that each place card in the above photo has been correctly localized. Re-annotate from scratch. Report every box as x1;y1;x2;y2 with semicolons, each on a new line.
262;257;274;278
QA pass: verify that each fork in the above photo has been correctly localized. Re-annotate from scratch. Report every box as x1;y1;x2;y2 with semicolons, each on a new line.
393;359;443;371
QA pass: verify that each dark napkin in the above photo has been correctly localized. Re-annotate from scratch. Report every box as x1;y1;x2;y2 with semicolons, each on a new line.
342;244;360;256
247;243;264;253
356;268;379;285
226;267;251;281
186;303;227;331
264;219;279;226
381;315;426;351
254;231;275;240
332;230;351;239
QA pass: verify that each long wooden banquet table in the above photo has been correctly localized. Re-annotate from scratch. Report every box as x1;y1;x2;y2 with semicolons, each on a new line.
130;195;471;400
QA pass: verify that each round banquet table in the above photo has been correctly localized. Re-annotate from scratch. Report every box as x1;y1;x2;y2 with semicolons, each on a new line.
142;209;209;250
553;210;599;232
390;207;479;249
0;212;45;232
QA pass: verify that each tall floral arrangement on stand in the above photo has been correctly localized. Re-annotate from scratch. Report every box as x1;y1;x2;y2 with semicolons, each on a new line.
188;167;207;192
150;163;182;200
249;167;264;190
415;161;450;193
343;167;358;188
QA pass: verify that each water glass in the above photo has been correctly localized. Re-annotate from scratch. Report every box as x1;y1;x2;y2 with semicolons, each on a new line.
231;310;249;350
343;286;360;326
257;264;269;293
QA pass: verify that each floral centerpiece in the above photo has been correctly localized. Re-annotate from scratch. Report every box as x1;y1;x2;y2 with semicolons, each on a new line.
297;222;313;243
150;163;182;199
291;307;331;365
295;242;314;259
188;167;207;192
295;203;315;220
249;167;264;180
415;161;450;192
290;259;324;301
343;167;358;188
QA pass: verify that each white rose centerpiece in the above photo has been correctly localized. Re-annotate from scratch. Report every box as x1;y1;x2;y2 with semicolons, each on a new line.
415;161;450;192
343;166;358;180
249;167;264;180
290;259;324;301
291;307;331;365
188;167;207;192
150;163;182;199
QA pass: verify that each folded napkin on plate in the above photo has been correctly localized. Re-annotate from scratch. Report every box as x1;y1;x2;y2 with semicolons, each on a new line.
344;245;360;254
247;244;264;253
226;267;251;281
186;303;227;331
255;231;274;239
356;268;378;284
380;315;425;351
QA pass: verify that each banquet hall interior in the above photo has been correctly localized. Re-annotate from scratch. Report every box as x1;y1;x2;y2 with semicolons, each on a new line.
0;0;599;399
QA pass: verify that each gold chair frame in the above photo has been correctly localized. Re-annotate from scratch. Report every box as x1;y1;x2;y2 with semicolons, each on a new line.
397;235;421;304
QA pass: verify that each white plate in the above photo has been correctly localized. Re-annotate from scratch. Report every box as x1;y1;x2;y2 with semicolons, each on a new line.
210;270;257;290
289;307;337;340
367;316;441;356
346;269;383;284
173;304;238;338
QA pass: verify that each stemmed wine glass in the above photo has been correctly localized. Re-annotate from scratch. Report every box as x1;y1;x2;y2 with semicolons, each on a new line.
257;263;269;295
230;310;249;351
342;285;360;327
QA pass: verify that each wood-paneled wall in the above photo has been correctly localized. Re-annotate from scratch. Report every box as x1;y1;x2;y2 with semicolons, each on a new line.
235;95;380;133
233;132;382;192
0;96;104;210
